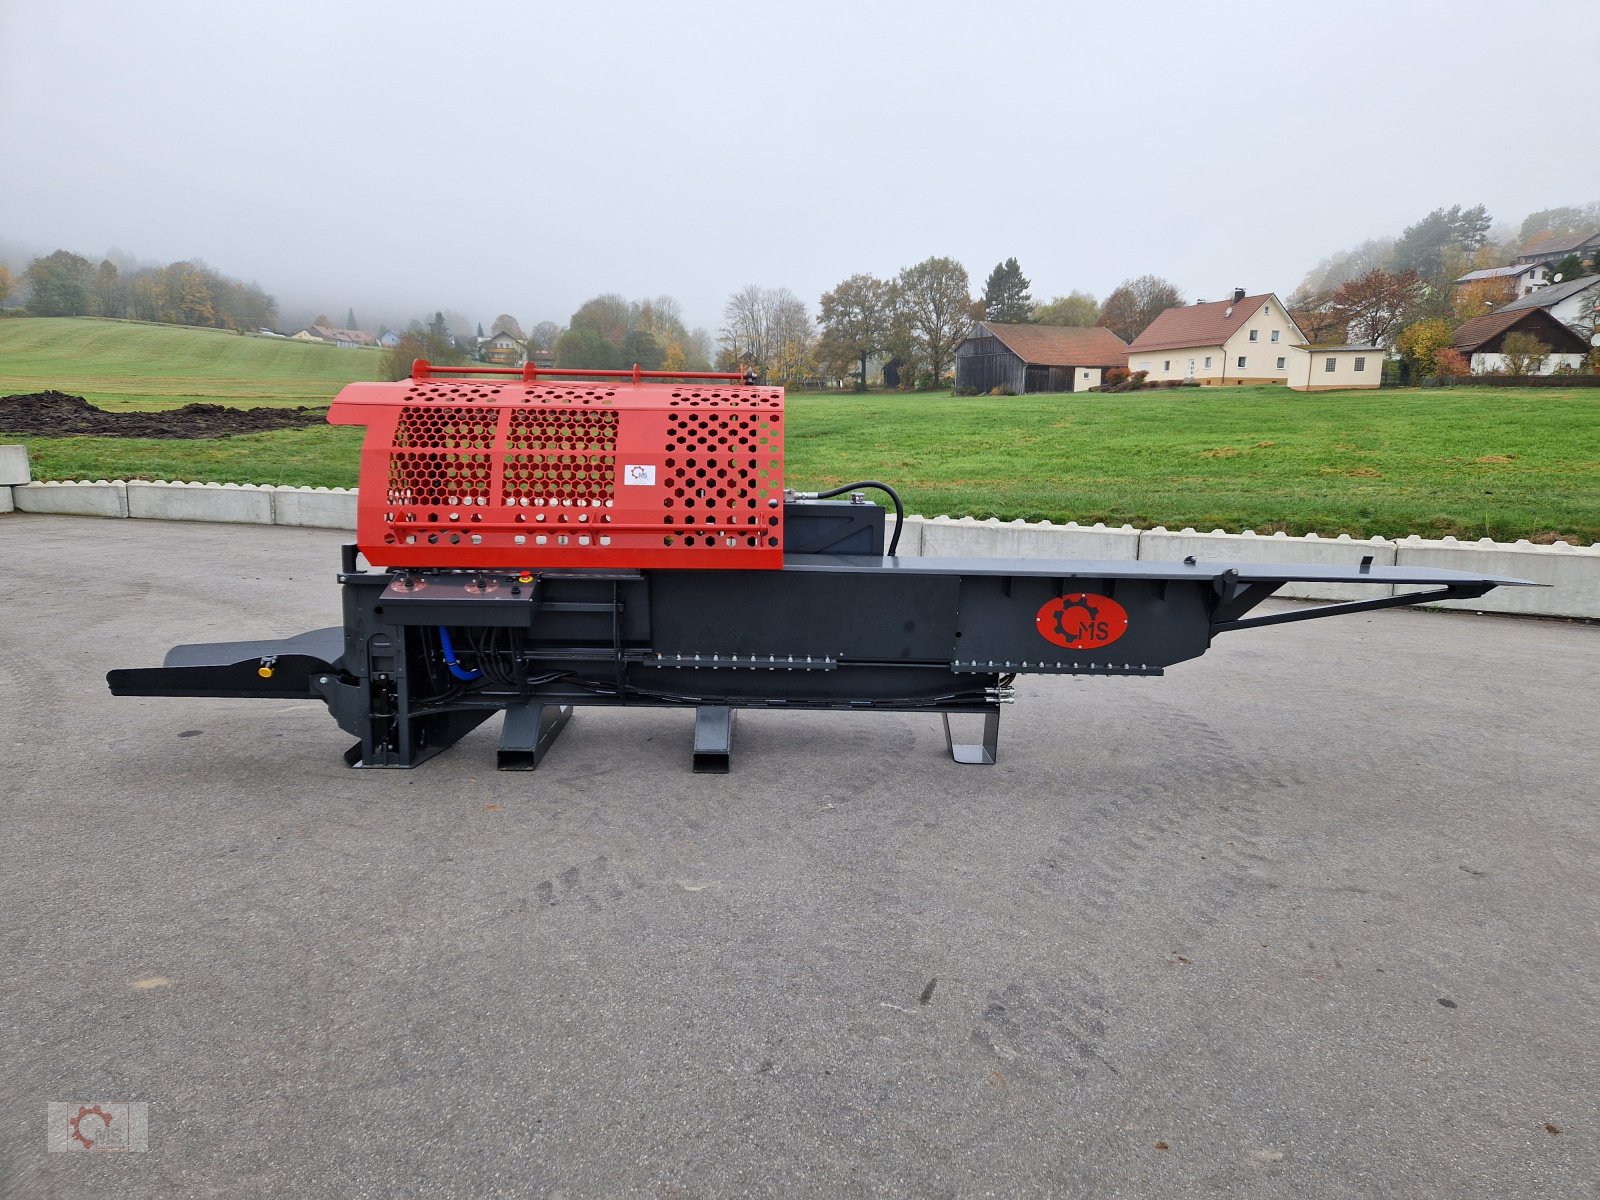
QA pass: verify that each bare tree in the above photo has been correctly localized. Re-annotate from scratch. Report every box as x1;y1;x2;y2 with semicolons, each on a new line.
1098;275;1183;343
721;284;772;374
527;321;562;352
490;314;525;339
720;285;813;385
895;256;972;388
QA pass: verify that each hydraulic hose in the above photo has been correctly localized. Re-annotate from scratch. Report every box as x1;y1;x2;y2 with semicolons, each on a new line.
791;481;906;556
437;626;482;681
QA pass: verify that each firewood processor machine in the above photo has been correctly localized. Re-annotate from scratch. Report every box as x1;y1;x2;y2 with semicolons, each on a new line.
108;364;1532;772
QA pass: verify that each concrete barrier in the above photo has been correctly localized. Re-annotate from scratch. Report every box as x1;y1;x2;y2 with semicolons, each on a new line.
9;474;1600;621
0;444;29;486
1395;536;1600;619
920;516;1141;560
127;481;273;524
15;480;129;518
272;486;358;530
1138;527;1398;601
888;513;926;556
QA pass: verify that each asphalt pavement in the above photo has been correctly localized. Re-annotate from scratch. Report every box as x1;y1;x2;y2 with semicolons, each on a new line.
1;513;1595;1199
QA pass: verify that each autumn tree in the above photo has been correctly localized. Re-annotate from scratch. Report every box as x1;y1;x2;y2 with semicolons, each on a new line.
981;257;1033;323
1287;288;1344;344
382;329;464;380
1327;268;1418;347
1433;348;1470;378
24;250;94;315
1453;275;1516;321
1395;319;1454;379
1498;332;1548;377
1032;291;1099;326
881;298;923;390
553;293;709;372
894;257;972;388
1518;203;1600;245
490;313;525;339
90;260;120;317
0;264;13;307
569;294;632;345
1097;274;1182;343
817;272;892;388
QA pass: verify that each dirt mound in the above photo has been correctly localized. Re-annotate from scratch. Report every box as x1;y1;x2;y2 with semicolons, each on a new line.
0;391;330;439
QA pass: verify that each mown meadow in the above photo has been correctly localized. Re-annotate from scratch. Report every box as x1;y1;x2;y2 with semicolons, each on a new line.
3;318;1596;542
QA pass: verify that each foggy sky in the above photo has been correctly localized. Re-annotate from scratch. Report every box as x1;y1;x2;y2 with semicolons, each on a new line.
3;0;1597;335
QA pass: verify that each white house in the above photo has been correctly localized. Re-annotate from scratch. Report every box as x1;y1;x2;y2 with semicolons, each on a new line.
1453;262;1550;297
1127;290;1307;385
1492;274;1600;337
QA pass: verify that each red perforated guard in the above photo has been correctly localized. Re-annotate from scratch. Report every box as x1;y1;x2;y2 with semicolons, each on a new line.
329;377;785;570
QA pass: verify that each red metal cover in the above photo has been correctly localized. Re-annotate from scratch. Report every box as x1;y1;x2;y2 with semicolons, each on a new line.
328;368;785;570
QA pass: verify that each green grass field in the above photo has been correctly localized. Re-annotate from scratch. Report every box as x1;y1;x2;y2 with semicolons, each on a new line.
3;318;1598;542
0;316;383;409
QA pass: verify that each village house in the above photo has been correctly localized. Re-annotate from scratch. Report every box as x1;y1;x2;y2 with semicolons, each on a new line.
1449;307;1589;374
1453;262;1550;297
480;329;527;366
1491;274;1600;335
1129;290;1382;391
1127;290;1305;386
1513;230;1600;268
954;322;1129;393
293;324;376;349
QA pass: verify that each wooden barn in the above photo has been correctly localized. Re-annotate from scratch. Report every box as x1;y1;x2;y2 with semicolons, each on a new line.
955;322;1130;393
1450;307;1590;375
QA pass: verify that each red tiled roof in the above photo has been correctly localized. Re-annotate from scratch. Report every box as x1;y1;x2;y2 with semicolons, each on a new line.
1125;294;1287;353
977;322;1129;366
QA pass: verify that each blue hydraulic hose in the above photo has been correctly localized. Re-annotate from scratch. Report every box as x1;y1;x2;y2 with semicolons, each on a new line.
437;626;482;681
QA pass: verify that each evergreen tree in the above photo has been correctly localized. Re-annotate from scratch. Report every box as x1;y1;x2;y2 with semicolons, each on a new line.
982;257;1033;323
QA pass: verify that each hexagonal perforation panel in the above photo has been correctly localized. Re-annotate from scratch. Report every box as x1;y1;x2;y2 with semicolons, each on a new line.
662;411;782;551
330;377;784;569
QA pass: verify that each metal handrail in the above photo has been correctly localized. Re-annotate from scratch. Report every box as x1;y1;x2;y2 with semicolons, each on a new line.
410;359;754;385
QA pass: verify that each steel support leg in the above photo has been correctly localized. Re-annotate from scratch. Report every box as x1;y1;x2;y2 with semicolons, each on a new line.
692;706;735;774
496;703;573;771
943;709;1000;765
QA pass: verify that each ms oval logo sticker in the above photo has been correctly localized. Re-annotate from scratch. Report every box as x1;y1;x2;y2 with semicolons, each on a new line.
1036;593;1129;650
